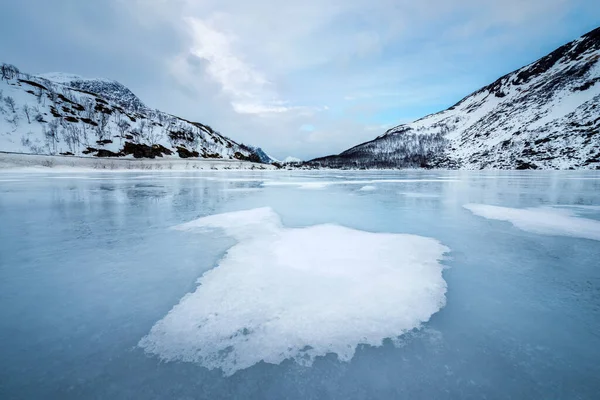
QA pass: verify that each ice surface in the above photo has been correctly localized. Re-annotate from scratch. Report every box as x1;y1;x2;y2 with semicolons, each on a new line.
399;192;440;198
2;170;600;399
464;204;600;241
222;187;262;192
554;204;600;211
139;207;449;375
262;178;457;189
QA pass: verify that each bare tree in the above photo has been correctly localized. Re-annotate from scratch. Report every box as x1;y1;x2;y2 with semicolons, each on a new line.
35;87;44;105
126;126;141;144
83;98;95;120
192;125;201;148
22;105;32;124
48;89;58;106
145;122;162;145
137;120;148;144
95;112;110;141
81;121;90;147
21;134;32;148
20;131;44;154
44;119;60;154
116;118;130;146
6;114;19;132
81;98;105;142
62;125;81;153
144;122;154;144
4;96;16;113
60;87;76;103
164;117;179;147
1;64;20;81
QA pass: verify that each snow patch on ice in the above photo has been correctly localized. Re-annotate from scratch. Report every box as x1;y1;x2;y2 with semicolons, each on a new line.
140;208;449;375
359;185;377;191
464;204;600;241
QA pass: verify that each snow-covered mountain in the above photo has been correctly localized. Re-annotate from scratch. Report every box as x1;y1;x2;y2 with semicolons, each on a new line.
308;26;600;170
246;146;279;164
0;65;262;161
241;149;303;165
283;156;303;164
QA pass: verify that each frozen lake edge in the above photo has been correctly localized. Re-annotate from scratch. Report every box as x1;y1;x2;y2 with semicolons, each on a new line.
0;151;275;171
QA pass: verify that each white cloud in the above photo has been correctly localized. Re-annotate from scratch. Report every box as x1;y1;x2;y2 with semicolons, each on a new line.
181;16;294;115
114;0;596;159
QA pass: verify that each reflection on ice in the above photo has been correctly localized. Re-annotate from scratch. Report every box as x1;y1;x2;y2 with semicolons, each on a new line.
262;178;458;189
399;192;440;198
140;208;449;375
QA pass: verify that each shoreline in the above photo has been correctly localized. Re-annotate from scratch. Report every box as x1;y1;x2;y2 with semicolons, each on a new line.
2;152;598;174
0;152;276;171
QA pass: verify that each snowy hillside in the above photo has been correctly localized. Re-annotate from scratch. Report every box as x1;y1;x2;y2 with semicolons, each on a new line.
0;65;261;162
309;26;600;170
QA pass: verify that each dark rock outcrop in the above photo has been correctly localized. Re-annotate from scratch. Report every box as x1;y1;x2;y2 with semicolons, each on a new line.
121;142;173;159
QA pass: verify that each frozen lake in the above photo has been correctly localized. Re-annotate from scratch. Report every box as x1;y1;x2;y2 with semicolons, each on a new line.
1;170;599;399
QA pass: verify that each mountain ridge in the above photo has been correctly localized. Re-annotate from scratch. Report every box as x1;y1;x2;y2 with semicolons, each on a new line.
37;72;148;112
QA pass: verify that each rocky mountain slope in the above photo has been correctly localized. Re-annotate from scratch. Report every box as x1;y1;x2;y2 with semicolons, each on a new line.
0;65;261;161
308;26;600;170
246;146;279;164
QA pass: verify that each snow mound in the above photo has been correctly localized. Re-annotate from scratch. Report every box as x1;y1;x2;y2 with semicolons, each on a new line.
139;207;449;375
464;204;600;241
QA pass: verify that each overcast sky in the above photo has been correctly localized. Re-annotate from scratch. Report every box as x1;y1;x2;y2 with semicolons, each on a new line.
1;1;599;159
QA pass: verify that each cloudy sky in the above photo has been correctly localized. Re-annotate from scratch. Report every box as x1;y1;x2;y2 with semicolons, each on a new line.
1;1;599;159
